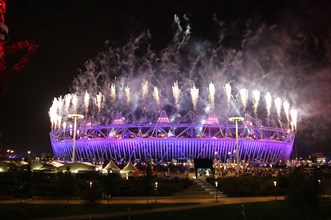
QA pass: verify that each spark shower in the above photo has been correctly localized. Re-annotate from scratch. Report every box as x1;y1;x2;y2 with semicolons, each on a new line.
48;14;311;163
49;15;299;131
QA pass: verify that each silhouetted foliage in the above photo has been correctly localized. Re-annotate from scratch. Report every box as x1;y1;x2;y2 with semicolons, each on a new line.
101;173;121;204
55;172;77;204
285;168;320;213
81;180;102;206
208;176;279;197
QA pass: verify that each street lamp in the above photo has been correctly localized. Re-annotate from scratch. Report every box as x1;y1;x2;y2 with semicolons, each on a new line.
154;181;158;205
214;151;218;178
229;116;244;177
27;151;31;162
68;113;84;163
318;179;321;199
241;204;246;220
273;181;277;201
7;149;14;159
89;181;93;220
215;181;218;202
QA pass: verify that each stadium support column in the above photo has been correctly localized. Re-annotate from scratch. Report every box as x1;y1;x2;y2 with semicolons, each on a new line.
229;116;244;177
68;114;84;163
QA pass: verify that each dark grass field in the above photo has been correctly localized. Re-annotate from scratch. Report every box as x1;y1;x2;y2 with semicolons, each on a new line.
110;200;331;220
0;202;188;219
1;200;331;220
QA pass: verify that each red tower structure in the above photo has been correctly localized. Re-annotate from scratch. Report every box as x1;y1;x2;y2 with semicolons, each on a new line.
0;0;37;95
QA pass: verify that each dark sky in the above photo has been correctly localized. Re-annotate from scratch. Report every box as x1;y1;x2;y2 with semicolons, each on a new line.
0;0;330;157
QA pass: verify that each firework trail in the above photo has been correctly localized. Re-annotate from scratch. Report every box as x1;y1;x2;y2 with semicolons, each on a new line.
274;97;282;119
239;88;248;112
57;115;62;132
265;92;272;118
224;83;231;110
109;83;116;104
64;94;72;115
49;98;58;130
84;90;90;114
153;86;160;107
141;79;149;100
95;92;104;113
290;109;298;131
208;82;216;112
124;86;130;105
283;100;290;124
172;81;181;109
71;93;78;113
62;121;66;132
252;90;260;116
190;84;199;111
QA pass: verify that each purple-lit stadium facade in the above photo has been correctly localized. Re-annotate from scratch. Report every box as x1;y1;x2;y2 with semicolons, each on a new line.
50;113;295;164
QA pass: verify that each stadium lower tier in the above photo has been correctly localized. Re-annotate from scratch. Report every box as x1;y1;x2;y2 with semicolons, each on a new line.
51;138;293;163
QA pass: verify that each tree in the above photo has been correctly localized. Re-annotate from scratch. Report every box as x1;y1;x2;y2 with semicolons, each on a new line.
13;165;32;204
81;180;102;206
101;173;120;204
140;162;154;206
286;168;319;214
55;172;77;205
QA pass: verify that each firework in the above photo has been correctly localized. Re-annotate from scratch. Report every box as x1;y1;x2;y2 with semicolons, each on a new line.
48;17;304;132
252;90;260;115
71;93;78;113
109;83;116;104
84;90;90;113
124;86;130;104
57;96;63;115
190;84;199;111
62;121;67;132
290;109;298;131
239;88;248;112
224;83;232;109
142;79;149;100
50;83;299;132
265;92;272;117
274;97;282;119
48;98;58;130
283;101;290;124
153;86;160;107
172;81;181;108
208;82;216;112
64;94;72;115
57;115;62;132
95;92;104;112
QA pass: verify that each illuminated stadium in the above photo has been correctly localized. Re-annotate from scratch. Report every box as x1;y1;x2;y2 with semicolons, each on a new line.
49;109;295;163
49;15;298;164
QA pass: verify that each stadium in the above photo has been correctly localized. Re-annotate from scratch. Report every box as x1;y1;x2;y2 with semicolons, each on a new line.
49;110;295;164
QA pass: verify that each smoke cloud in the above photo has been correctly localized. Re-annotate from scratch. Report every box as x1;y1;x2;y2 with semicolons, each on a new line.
51;14;330;145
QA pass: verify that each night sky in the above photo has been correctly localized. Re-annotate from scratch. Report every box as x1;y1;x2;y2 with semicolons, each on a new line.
0;0;330;157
